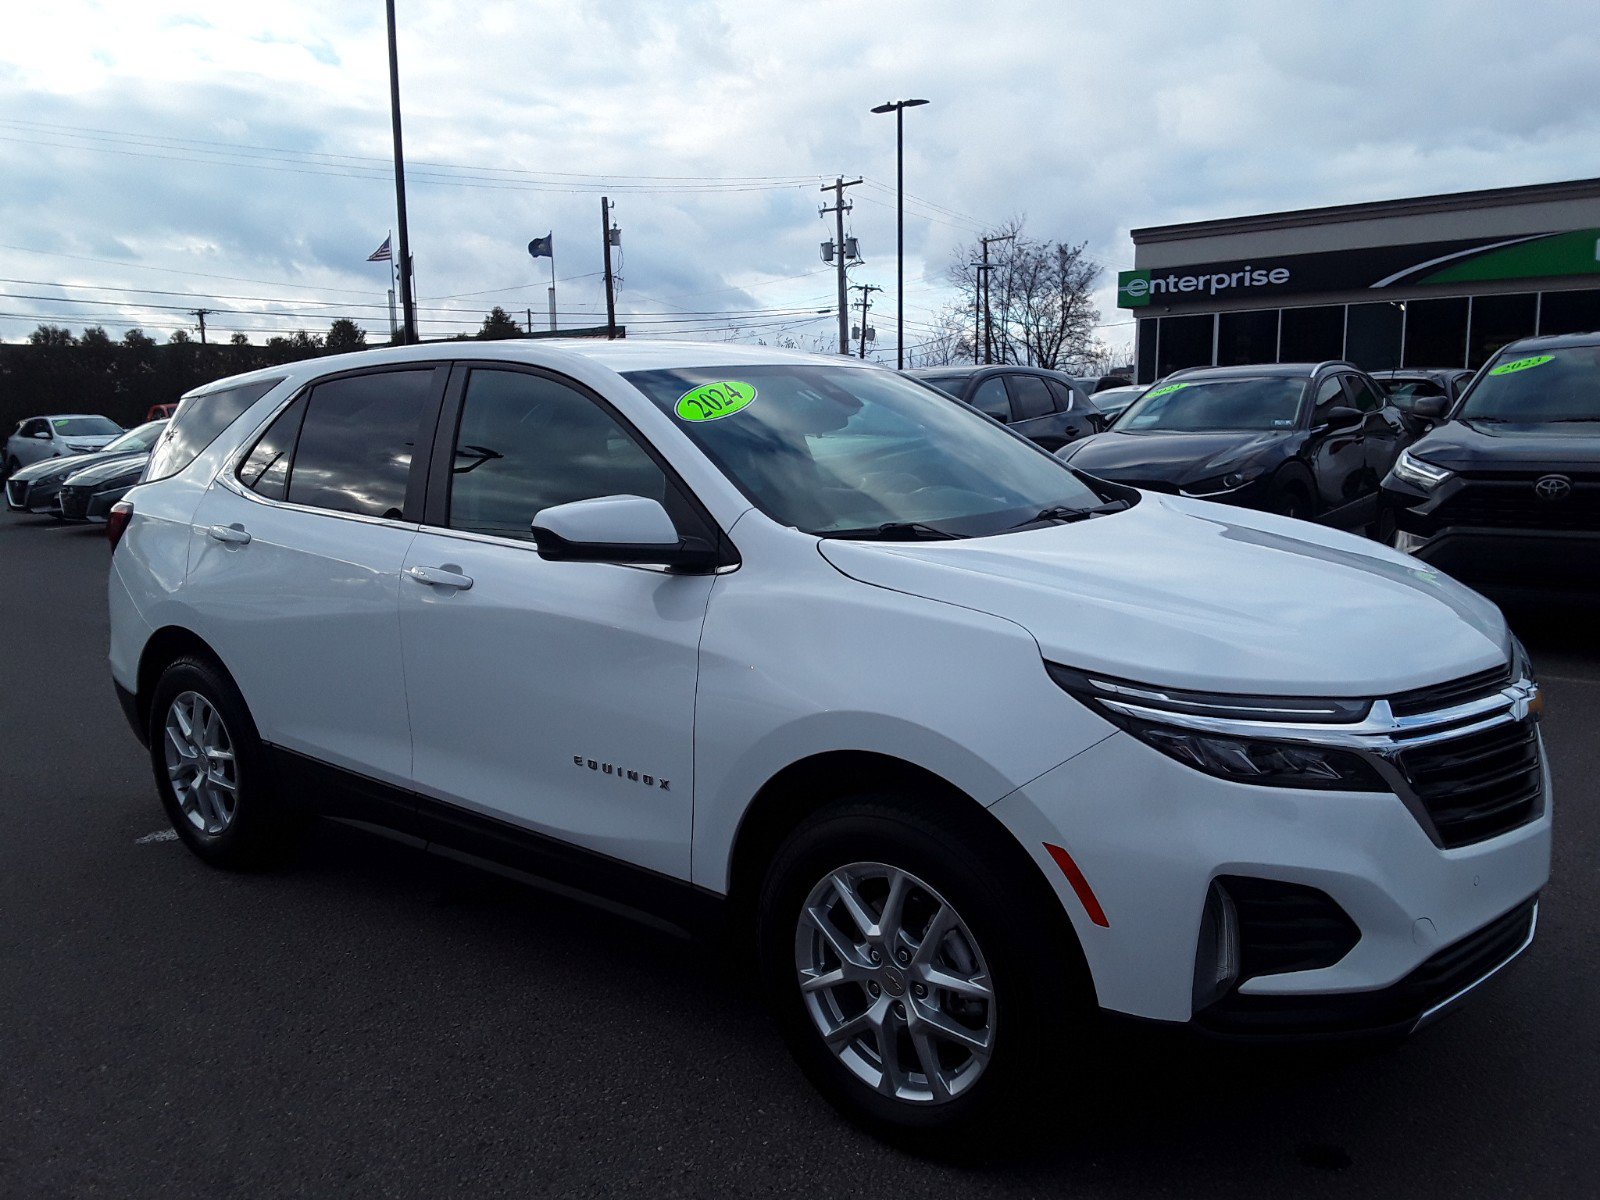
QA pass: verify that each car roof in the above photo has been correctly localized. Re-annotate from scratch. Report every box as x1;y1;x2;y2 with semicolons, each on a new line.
901;364;1074;379
25;413;107;421
1494;330;1600;353
1370;368;1467;379
181;338;874;400
1165;362;1348;382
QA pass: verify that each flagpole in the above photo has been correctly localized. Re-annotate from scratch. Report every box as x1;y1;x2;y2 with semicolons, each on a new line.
548;236;557;332
387;230;398;341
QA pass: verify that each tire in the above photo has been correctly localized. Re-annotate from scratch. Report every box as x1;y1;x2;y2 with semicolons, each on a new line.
757;793;1093;1148
1269;484;1311;521
1368;501;1397;544
147;654;301;868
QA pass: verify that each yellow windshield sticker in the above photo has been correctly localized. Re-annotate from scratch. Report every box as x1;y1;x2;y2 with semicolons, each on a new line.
1146;382;1190;398
1489;355;1554;376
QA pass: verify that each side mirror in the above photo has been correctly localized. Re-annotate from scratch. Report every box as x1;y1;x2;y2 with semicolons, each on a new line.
1412;396;1449;420
33;430;52;439
531;495;718;572
1319;405;1363;430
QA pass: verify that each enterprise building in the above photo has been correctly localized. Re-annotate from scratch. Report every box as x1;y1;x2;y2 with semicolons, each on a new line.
1122;177;1600;383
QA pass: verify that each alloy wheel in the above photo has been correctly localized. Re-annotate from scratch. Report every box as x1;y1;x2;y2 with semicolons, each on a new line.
794;862;996;1104
163;690;239;835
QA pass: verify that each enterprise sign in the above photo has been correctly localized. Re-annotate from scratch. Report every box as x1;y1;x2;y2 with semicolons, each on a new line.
1119;227;1600;309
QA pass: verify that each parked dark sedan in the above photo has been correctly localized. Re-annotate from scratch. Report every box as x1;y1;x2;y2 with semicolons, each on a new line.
4;419;167;514
1059;361;1412;533
1382;333;1600;586
1372;367;1475;412
904;365;1103;450
55;450;154;522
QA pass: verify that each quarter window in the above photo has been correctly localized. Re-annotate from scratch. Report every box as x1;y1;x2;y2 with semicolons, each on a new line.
447;369;669;541
286;370;435;520
1044;379;1076;412
1310;376;1346;424
1343;375;1385;414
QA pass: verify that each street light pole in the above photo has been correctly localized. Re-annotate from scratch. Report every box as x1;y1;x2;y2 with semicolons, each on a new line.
870;98;928;370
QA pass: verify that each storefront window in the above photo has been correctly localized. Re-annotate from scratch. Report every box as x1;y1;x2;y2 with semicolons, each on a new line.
1136;319;1158;383
1216;309;1279;367
1345;302;1404;372
1403;297;1468;368
1155;314;1215;377
1468;293;1537;368
1278;305;1344;363
1538;289;1600;336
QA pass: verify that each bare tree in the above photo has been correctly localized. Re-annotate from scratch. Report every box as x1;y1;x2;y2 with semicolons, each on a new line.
907;302;975;367
948;219;1102;370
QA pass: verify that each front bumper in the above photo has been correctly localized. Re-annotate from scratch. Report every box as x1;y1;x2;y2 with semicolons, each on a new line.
991;730;1551;1031
1386;479;1600;585
5;476;67;513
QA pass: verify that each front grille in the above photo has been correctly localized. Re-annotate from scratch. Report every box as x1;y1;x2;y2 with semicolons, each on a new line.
1434;480;1600;532
1396;719;1543;848
56;486;91;519
1390;665;1512;717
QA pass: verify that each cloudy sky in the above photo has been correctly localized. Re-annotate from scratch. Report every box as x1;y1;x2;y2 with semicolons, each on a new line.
1;0;1596;363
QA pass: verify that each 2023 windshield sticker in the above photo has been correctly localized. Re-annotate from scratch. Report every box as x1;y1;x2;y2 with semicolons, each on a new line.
1490;355;1555;376
1146;382;1191;398
675;381;757;422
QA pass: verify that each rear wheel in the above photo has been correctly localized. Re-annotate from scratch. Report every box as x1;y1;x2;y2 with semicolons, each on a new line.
1269;484;1311;521
758;794;1092;1145
148;655;301;868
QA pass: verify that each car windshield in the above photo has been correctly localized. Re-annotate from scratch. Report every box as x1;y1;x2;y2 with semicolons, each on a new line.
623;363;1108;537
1459;346;1600;422
1116;377;1304;433
102;420;167;454
51;416;122;438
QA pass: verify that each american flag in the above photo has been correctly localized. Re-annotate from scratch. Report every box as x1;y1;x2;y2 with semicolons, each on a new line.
367;236;392;262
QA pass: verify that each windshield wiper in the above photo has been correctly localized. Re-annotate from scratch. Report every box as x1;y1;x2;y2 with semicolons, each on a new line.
1010;500;1129;530
817;521;962;541
1544;417;1600;423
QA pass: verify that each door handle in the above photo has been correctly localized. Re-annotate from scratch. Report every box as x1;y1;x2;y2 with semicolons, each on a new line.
207;523;251;545
406;564;474;590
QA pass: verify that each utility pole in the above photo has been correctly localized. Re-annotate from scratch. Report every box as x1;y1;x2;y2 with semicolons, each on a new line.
600;196;619;339
526;307;533;334
189;309;213;345
851;283;882;358
979;232;1015;364
820;176;862;355
385;0;417;344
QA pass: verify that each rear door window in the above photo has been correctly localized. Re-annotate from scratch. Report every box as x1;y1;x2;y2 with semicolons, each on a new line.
236;396;308;502
146;378;282;482
286;370;438;520
1007;374;1055;421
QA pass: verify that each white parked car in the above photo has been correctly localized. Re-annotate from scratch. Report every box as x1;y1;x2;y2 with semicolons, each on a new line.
107;342;1550;1141
5;413;123;475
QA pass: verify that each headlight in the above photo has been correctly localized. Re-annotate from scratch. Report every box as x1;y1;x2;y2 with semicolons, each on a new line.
1391;448;1453;491
1047;664;1388;791
1182;470;1260;497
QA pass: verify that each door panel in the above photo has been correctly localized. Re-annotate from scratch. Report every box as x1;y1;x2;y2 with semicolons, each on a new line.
1308;375;1366;524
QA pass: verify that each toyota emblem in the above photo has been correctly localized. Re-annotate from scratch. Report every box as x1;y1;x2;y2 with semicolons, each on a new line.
1533;475;1573;501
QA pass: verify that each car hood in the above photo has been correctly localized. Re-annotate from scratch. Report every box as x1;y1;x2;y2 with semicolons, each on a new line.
1411;419;1600;471
817;493;1507;695
62;451;149;487
10;447;129;482
1061;429;1292;488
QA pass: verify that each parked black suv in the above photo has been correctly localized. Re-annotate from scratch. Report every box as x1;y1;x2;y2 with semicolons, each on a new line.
903;365;1103;450
1382;332;1600;586
1059;361;1412;532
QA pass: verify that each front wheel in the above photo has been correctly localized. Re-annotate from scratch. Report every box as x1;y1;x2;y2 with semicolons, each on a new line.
757;796;1092;1145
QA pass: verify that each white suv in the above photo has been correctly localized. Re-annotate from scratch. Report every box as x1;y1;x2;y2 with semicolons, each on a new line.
108;341;1550;1140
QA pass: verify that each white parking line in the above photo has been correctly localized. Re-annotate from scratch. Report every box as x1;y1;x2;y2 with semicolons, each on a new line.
134;829;177;844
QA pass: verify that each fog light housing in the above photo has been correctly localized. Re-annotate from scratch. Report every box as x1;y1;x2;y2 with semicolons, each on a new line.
1193;881;1240;1011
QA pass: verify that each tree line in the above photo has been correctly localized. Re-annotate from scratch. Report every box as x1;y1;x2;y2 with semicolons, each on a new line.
1;309;532;433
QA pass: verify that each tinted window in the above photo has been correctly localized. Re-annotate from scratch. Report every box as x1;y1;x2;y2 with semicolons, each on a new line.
286;370;434;519
146;378;282;482
448;369;667;540
968;376;1011;421
1343;375;1385;413
918;375;967;399
1310;376;1346;424
22;419;48;438
237;395;308;501
52;416;121;437
1121;377;1305;433
1008;375;1055;421
1044;379;1076;412
623;364;1106;537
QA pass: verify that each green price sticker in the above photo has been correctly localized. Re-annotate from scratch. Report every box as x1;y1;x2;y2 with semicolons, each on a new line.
1147;382;1190;398
675;381;756;422
1490;354;1554;376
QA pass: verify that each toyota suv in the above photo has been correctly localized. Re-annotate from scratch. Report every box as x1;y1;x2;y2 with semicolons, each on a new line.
1383;332;1600;587
107;341;1550;1142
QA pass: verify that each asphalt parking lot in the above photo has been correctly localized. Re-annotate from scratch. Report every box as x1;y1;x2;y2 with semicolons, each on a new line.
2;509;1597;1199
